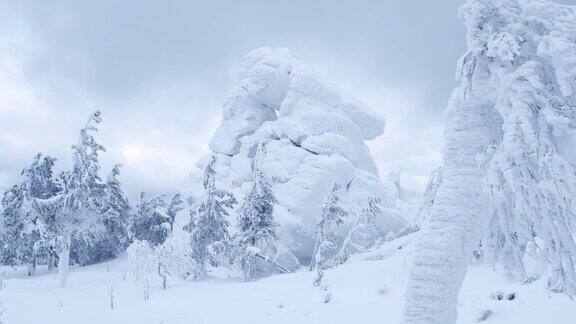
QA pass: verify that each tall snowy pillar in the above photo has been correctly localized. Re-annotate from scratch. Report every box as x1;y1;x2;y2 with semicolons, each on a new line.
401;94;496;323
402;1;509;322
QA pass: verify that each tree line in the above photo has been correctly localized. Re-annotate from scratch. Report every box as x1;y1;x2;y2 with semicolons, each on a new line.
1;111;392;294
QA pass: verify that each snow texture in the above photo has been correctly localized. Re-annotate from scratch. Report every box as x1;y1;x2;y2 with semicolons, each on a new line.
4;233;576;324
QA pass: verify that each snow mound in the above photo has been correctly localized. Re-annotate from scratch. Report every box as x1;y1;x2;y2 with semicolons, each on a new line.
200;47;405;265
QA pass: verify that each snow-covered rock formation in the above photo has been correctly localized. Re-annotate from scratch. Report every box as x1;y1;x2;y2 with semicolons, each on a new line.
199;47;407;265
403;1;576;323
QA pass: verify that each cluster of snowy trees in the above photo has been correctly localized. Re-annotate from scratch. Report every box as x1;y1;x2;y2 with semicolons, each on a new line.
126;152;281;289
0;111;130;286
125;148;393;299
0;107;391;294
181;151;288;282
0;112;185;287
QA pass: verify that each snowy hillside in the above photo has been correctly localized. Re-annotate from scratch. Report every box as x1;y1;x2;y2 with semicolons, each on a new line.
2;233;575;324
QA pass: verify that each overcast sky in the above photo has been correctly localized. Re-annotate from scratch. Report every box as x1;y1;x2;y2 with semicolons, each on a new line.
2;0;573;199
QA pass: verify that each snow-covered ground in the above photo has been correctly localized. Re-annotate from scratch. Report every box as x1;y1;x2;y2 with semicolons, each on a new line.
2;234;573;324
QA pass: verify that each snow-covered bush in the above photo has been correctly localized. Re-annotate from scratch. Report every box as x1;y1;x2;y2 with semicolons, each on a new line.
127;238;200;293
156;237;201;288
127;240;155;300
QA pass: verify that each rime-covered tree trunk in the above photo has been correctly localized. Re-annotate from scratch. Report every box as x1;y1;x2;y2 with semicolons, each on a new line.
402;95;497;323
26;260;36;277
57;233;71;287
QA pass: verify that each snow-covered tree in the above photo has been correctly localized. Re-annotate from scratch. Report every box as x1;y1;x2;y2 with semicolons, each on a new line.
333;196;383;266
403;1;576;323
412;167;443;230
131;192;184;247
0;153;60;274
187;155;236;279
20;153;60;200
309;183;347;304
0;185;33;270
166;193;184;232
131;193;170;247
56;111;108;286
310;183;347;278
480;0;576;293
233;168;279;281
100;164;131;257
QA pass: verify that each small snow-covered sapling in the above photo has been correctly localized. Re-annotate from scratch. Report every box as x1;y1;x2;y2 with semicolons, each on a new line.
108;285;115;310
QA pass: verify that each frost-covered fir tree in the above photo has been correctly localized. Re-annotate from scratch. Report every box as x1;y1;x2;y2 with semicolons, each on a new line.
310;183;347;293
101;164;131;257
412;167;443;230
333;196;383;265
310;183;347;275
131;193;170;247
55;111;110;286
479;0;576;294
0;153;60;274
0;185;37;271
187;155;236;279
234;168;279;281
166;193;184;232
403;1;576;323
62;111;131;267
63;111;108;268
